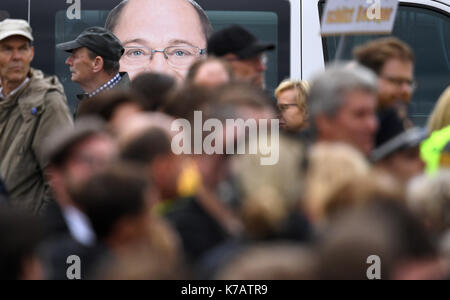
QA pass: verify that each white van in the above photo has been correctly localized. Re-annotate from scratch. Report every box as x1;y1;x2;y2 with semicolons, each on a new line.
294;0;450;125
1;0;449;124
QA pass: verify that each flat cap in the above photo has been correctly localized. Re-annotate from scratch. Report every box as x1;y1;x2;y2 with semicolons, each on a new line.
56;26;124;61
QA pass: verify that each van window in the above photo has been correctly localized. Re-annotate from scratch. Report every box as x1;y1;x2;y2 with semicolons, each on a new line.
55;10;280;111
1;0;28;22
0;11;10;22
320;3;450;126
2;0;289;112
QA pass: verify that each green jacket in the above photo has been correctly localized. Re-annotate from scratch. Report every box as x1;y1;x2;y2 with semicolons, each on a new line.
0;68;73;214
421;125;450;174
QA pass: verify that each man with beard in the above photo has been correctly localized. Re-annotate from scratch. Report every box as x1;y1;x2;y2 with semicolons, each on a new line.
354;37;416;128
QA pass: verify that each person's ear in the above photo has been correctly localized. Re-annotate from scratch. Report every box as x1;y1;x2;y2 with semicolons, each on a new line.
92;56;104;73
315;115;335;139
30;46;35;62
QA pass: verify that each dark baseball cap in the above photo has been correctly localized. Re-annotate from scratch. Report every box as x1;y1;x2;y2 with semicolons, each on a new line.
56;26;124;61
371;127;428;163
207;25;275;59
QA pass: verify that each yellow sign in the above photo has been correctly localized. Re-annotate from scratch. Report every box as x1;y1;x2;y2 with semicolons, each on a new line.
321;0;399;36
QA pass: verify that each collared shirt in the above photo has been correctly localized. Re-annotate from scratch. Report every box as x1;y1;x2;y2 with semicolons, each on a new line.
63;205;96;247
0;77;30;100
88;73;122;98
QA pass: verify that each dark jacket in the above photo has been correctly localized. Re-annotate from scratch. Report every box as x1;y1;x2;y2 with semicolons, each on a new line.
164;197;230;264
0;178;8;205
75;72;130;116
113;72;130;91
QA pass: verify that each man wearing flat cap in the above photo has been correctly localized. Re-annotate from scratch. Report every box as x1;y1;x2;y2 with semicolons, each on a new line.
0;19;73;214
57;27;130;113
207;25;275;89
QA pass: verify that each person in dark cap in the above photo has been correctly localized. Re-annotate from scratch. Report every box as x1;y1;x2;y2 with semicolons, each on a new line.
207;25;275;89
371;109;427;185
57;27;130;112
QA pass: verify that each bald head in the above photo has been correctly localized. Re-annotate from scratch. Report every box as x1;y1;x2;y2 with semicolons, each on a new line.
106;0;212;81
106;0;212;41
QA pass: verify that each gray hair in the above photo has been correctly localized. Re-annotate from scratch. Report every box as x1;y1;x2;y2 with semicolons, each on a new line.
308;62;378;119
407;171;450;234
105;0;213;40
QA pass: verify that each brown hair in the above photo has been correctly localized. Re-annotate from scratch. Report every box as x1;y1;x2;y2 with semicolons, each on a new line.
353;37;415;75
186;56;234;84
77;90;145;121
161;84;213;121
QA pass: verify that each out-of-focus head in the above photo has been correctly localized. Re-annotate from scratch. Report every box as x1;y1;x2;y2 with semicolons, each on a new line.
233;135;307;239
354;37;415;108
116;112;176;147
317;169;404;224
308;63;379;156
317;201;437;280
213;81;276;121
130;72;176;111
372;126;427;185
305;142;371;222
71;164;156;249
77;90;146;134
275;79;310;132
44;117;118;195
217;243;317;280
161;83;213;121
106;0;211;83
427;86;450;134
207;25;275;89
120;126;183;200
0;209;44;280
186;57;234;88
407;171;450;235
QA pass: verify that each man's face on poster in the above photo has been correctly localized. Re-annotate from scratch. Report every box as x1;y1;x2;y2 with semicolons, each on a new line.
110;0;208;83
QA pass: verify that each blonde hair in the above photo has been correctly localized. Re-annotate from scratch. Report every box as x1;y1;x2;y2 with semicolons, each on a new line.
234;135;306;238
305;143;370;222
427;86;450;133
275;79;310;111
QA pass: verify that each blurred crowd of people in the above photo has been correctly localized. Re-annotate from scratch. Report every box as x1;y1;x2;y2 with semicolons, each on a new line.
1;5;450;280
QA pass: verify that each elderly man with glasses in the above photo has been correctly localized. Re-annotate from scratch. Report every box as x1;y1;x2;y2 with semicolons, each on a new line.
207;25;275;89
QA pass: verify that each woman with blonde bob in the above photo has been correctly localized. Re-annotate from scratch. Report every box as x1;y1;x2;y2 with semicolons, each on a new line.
427;86;450;133
275;79;310;132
